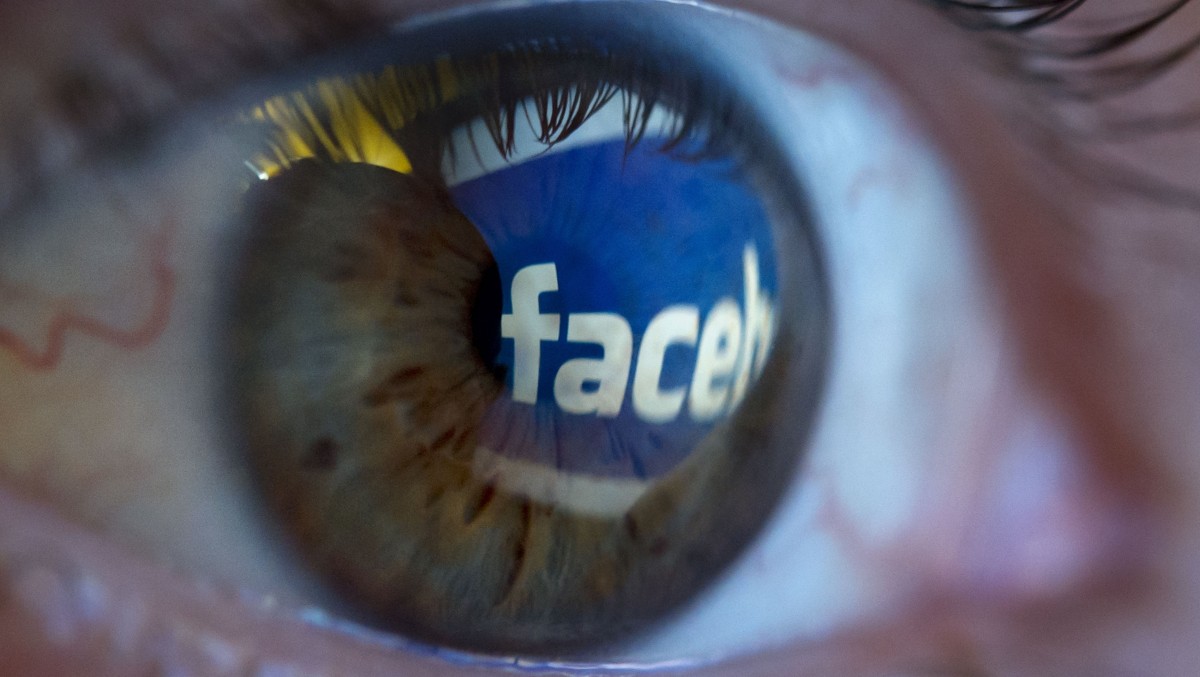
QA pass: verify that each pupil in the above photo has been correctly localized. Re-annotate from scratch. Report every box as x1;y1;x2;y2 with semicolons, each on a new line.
471;260;504;373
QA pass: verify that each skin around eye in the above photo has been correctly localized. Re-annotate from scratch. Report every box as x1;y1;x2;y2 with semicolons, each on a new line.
3;0;1200;675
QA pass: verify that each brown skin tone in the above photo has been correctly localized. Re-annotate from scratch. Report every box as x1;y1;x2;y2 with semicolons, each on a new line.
2;0;1200;674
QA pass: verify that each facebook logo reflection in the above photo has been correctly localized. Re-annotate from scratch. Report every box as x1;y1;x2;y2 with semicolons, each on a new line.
501;243;775;425
449;138;778;480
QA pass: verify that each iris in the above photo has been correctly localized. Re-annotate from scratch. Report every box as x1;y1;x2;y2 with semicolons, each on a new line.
222;2;828;656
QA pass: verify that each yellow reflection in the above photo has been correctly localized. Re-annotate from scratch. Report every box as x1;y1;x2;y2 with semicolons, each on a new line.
245;78;412;178
243;56;471;179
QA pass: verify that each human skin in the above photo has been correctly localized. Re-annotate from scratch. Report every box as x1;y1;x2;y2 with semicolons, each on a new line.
2;0;1200;675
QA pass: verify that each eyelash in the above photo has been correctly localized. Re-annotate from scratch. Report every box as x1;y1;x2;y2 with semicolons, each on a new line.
0;0;381;219
929;0;1200;212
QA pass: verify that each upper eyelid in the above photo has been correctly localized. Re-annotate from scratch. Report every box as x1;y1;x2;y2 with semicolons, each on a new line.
930;0;1200;213
0;0;1193;220
0;0;393;219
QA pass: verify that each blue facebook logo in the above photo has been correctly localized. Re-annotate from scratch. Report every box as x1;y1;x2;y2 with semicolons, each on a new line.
449;137;778;493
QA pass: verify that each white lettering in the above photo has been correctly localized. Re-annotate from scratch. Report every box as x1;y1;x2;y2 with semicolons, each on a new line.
689;298;743;422
553;313;634;416
500;263;560;404
731;245;775;406
632;306;699;423
499;243;775;423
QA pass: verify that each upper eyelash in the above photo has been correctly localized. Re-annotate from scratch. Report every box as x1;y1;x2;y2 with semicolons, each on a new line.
930;0;1192;60
929;0;1200;212
933;0;1091;31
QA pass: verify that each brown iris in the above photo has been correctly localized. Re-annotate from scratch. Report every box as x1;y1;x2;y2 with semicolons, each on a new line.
223;160;803;654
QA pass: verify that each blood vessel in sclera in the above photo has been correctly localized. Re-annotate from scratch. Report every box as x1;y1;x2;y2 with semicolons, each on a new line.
0;222;177;372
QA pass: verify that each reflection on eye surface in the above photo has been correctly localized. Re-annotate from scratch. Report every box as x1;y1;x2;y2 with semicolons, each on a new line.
3;0;1200;675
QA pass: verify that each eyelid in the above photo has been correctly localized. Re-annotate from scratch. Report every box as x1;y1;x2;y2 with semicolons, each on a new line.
0;488;510;676
926;0;1200;214
0;0;411;220
0;0;957;218
11;0;1190;223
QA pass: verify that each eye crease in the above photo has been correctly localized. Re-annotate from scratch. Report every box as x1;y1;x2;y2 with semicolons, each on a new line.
1;0;1200;675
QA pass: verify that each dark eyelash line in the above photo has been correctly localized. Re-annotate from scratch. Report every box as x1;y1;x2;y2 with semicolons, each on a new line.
933;0;1091;32
927;0;1195;92
1012;2;1189;59
928;0;1200;213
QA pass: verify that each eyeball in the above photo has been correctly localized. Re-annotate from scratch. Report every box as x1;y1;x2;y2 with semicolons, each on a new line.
221;4;826;655
0;0;1003;668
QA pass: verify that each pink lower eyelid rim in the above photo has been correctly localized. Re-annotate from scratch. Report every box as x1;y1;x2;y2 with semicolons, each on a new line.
0;488;510;677
0;485;969;677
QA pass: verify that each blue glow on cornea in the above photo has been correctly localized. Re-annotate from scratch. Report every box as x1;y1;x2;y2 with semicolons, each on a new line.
293;606;712;673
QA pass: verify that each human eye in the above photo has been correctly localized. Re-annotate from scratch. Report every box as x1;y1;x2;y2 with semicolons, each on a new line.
3;0;1199;675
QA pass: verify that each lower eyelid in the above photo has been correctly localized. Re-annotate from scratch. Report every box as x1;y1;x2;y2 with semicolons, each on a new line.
0;487;496;677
